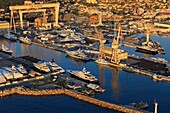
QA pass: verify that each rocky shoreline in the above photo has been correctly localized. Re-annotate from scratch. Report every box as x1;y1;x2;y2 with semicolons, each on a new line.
0;87;142;113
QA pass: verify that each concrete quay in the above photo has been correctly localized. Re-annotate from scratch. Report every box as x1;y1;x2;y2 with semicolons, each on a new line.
0;87;143;113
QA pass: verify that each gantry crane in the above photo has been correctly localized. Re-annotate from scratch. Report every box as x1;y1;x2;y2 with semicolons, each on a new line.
9;3;60;29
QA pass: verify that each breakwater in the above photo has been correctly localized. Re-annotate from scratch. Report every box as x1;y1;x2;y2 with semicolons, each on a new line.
0;87;142;113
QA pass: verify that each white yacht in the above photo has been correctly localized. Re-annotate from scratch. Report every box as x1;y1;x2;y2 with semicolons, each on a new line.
0;72;7;84
33;62;50;73
67;67;98;83
1;69;13;80
67;84;82;89
3;65;24;79
19;36;32;45
0;44;13;55
47;60;65;75
87;83;106;93
17;64;28;74
66;49;91;61
95;57;109;65
4;32;17;41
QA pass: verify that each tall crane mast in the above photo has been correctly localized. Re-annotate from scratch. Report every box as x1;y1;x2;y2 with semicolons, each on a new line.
88;16;106;58
111;24;126;64
93;25;106;58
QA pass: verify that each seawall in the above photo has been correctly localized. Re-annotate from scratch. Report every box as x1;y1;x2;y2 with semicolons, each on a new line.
0;87;142;113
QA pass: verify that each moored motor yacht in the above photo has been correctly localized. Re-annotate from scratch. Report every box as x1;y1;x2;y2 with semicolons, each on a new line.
95;57;109;65
87;83;106;93
66;49;91;61
17;64;28;75
0;44;13;55
47;59;65;75
4;32;17;41
67;67;98;83
19;36;32;45
33;61;50;73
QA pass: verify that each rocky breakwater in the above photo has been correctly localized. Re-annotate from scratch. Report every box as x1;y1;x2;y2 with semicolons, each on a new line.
0;87;142;113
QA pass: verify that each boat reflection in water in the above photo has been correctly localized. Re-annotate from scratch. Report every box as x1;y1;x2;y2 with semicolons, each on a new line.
97;64;105;87
111;68;120;91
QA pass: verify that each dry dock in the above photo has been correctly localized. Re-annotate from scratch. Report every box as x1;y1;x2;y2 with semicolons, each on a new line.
0;87;144;113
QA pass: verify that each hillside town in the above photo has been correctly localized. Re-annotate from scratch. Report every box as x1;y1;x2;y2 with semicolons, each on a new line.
0;0;170;37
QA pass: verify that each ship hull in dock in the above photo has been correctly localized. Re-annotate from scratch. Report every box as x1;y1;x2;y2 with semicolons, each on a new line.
136;47;158;55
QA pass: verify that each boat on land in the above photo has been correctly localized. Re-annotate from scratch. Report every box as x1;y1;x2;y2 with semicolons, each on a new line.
3;65;24;79
66;49;91;61
95;57;109;65
0;72;7;84
33;62;50;73
67;67;98;83
87;83;106;93
17;64;28;75
0;69;13;80
0;44;13;55
19;36;32;45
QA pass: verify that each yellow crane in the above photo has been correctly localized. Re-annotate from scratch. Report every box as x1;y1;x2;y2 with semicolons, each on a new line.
88;16;106;58
111;23;128;64
93;24;106;58
9;3;60;29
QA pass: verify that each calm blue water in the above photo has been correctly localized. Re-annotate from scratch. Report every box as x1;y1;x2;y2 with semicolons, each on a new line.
0;95;117;113
0;35;170;113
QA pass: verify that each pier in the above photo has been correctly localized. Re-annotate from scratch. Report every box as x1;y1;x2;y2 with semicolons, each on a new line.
0;87;143;113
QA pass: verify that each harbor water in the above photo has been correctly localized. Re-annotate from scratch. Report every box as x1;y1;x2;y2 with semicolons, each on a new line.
0;34;170;113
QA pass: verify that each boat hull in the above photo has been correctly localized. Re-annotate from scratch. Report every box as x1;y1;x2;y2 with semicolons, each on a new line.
67;70;99;84
136;47;158;55
0;49;13;55
66;51;91;61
